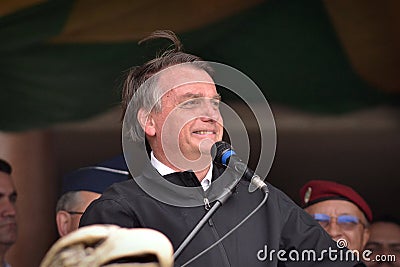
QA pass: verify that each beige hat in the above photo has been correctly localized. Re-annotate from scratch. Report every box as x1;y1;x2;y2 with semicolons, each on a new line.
40;225;174;267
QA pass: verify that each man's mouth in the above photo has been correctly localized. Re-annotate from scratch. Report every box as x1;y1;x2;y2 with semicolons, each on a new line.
0;222;17;228
193;130;215;135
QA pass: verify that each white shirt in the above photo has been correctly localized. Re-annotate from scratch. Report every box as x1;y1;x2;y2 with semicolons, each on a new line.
150;152;212;191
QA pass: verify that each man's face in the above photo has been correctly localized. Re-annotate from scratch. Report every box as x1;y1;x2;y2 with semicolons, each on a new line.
305;199;369;251
0;172;17;247
68;191;100;235
364;222;400;267
145;66;223;172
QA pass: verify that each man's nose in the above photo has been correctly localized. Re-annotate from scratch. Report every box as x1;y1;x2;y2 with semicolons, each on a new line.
200;100;221;121
2;199;17;217
325;220;343;239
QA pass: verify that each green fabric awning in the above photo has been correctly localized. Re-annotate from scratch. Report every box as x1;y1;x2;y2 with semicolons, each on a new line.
1;0;398;131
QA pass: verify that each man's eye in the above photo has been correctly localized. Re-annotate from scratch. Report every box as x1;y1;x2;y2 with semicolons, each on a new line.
9;193;17;204
180;99;200;108
390;245;400;254
339;222;357;228
365;243;384;252
211;99;220;108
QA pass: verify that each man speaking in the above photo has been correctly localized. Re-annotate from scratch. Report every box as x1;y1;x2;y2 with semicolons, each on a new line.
80;30;363;267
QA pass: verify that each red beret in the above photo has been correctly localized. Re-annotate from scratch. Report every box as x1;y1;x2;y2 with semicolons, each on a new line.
300;180;373;222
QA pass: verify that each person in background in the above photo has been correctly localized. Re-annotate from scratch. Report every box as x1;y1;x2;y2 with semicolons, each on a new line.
364;215;400;267
300;180;371;252
56;154;129;237
0;159;17;267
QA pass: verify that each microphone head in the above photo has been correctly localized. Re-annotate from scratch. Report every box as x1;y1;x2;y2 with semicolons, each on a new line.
211;141;233;165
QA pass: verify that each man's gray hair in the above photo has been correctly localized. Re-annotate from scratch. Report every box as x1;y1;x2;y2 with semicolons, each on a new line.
121;30;213;142
56;191;81;212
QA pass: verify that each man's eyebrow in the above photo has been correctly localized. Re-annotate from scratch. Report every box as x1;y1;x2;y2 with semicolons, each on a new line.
179;93;221;100
366;241;383;246
214;94;222;100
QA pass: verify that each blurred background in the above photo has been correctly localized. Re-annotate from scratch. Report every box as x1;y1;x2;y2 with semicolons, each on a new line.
1;0;399;266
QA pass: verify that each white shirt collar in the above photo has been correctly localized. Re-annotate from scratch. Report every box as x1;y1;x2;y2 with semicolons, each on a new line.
150;151;212;191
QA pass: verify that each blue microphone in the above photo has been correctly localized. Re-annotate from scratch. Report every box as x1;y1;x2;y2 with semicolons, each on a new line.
212;141;268;193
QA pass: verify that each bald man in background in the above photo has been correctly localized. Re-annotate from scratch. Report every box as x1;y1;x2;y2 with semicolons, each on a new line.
56;155;129;237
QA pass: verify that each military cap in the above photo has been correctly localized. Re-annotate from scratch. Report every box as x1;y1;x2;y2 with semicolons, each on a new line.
62;154;130;194
300;180;372;222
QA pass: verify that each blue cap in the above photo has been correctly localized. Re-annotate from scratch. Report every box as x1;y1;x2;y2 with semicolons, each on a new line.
61;154;130;194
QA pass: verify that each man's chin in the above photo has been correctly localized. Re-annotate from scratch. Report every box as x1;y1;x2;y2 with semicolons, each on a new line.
1;233;17;245
198;138;218;154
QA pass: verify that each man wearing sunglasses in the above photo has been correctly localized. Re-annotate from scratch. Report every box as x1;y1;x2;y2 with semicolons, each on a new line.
300;180;372;252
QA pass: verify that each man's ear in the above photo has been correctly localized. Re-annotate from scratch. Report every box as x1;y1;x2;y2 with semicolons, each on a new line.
56;211;71;237
137;109;156;137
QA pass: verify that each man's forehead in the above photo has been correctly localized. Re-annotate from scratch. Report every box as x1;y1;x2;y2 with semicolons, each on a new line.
160;86;219;108
370;222;400;240
307;199;364;216
0;172;14;187
157;65;214;92
79;190;101;199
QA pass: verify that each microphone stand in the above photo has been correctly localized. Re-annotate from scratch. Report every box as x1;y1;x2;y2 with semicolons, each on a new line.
173;177;239;260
